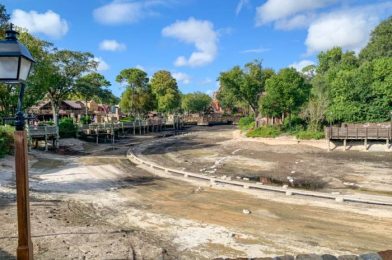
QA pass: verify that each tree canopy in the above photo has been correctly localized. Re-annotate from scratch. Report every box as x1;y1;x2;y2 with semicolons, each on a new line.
150;70;181;113
181;92;212;113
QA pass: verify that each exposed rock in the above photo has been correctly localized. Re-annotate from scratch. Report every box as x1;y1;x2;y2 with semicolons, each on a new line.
378;250;392;260
359;253;382;260
338;255;359;260
296;254;323;260
242;209;251;214
322;254;338;260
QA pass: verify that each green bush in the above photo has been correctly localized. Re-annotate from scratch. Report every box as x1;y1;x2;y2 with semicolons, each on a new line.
120;115;135;122
295;130;325;140
59;118;77;138
38;120;54;126
246;126;282;138
80;115;92;125
282;115;306;133
238;116;255;131
0;125;14;157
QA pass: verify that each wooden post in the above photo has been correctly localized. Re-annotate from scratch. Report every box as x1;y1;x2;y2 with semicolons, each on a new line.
14;131;33;260
44;126;48;151
365;128;368;151
343;139;347;151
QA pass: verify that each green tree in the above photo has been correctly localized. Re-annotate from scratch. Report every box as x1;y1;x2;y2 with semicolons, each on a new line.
74;72;111;116
117;68;155;116
260;68;311;121
181;92;212;113
150;70;181;113
360;16;392;61
218;60;274;116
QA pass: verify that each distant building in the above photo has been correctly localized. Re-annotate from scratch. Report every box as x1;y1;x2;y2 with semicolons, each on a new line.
28;99;122;123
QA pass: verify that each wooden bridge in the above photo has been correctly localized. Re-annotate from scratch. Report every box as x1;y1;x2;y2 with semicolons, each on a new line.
325;125;392;151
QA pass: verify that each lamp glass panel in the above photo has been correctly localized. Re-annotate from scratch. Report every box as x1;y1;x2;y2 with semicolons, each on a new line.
19;57;32;81
0;57;18;80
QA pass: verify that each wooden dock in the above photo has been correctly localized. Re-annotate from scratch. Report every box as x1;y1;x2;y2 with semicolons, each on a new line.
325;126;392;151
27;125;59;151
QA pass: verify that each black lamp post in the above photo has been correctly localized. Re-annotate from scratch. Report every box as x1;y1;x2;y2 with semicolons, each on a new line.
0;24;35;260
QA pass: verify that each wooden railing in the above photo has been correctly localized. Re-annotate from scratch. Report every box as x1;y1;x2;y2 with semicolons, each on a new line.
325;126;392;140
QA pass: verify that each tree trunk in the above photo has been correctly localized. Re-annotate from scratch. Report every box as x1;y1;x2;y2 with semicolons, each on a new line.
51;101;58;125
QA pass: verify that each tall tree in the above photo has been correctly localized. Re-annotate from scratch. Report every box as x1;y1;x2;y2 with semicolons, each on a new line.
218;60;274;116
360;16;392;61
260;68;311;120
181;92;212;113
74;72;111;116
35;50;96;124
150;70;181;113
116;68;155;116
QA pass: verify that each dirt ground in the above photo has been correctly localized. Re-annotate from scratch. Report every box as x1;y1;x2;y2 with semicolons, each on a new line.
0;127;392;259
141;126;392;197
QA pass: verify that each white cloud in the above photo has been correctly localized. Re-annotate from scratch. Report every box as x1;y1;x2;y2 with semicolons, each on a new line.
201;78;213;85
93;0;163;25
256;0;336;27
99;40;126;51
94;57;110;71
241;47;270;54
289;60;315;71
305;4;392;54
162;17;218;67
236;0;250;15
11;9;68;38
172;72;191;85
135;64;145;71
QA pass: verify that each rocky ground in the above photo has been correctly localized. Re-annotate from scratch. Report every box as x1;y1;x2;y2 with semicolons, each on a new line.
0;126;391;259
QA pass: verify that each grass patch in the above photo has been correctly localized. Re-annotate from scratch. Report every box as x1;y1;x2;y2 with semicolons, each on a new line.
238;116;255;131
295;130;325;140
0;125;14;158
246;126;281;138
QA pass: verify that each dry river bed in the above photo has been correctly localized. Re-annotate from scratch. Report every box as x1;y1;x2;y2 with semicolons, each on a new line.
0;127;391;259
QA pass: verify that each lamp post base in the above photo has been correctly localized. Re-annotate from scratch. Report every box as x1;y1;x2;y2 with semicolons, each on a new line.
15;130;33;260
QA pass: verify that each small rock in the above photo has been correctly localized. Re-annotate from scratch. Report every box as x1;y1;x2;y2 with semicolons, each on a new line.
359;253;382;260
338;255;359;260
291;170;296;174
274;255;295;260
331;192;341;195
322;255;338;260
243;177;250;181
296;254;323;260
378;250;392;260
236;176;241;179
242;209;251;214
282;184;289;189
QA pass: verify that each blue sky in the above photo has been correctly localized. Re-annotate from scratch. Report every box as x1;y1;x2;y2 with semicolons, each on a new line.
2;0;392;97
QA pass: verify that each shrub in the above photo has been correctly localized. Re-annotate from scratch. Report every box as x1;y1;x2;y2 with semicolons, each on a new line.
0;125;14;157
282;115;306;133
59;118;77;138
246;126;282;138
295;130;325;140
80;115;92;125
238;116;255;131
120;115;135;122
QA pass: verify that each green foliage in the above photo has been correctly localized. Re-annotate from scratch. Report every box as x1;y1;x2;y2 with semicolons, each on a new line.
117;68;156;115
181;92;212;113
150;70;181;113
360;16;392;61
80;115;91;125
218;60;274;114
260;68;311;118
59;118;77;138
246;126;281;138
295;130;325;140
238;116;255;131
282;115;306;133
120;115;135;122
0;125;14;157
